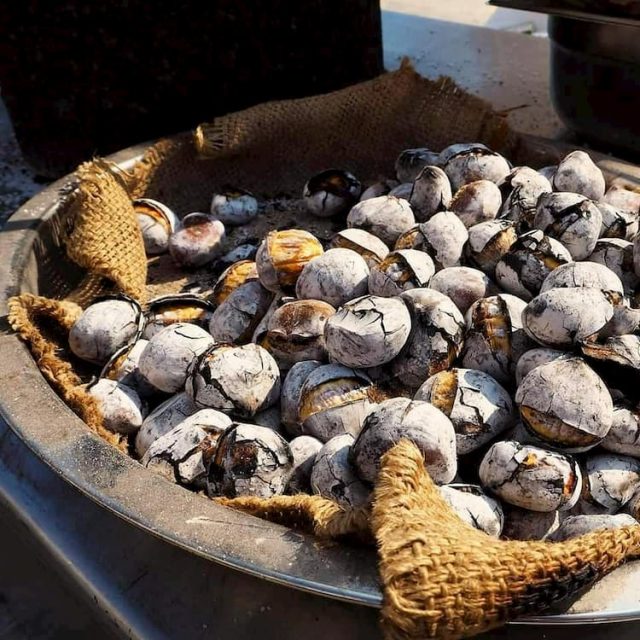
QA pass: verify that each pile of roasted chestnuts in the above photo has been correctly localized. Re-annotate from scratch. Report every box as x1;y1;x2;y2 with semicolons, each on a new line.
71;143;640;543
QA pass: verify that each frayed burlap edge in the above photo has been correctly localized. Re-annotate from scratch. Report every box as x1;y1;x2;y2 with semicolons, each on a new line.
221;440;640;640
7;294;127;452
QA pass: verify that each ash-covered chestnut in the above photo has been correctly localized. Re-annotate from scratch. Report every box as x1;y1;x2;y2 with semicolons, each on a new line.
389;182;413;201
169;213;226;268
298;364;373;441
391;289;465;390
479;441;582;512
540;261;624;300
583;453;640;511
497;167;551;232
69;296;143;365
501;506;560;541
439;484;504;537
515;357;613;452
310;434;371;509
142;294;214;340
539;165;557;182
589;239;638;292
368;249;435;297
141;408;233;486
210;188;259;225
408;166;452;222
523;288;614;347
346;195;415;247
515;348;566;386
210;260;259;306
395;148;441;183
260;299;335;367
186;343;280;417
553;151;606;201
303;169;361;218
415;368;514;454
329;228;390;268
209;280;274;345
256;229;324;292
88;379;146;435
465;219;517;274
429;267;496;314
138;322;214;394
135;392;199;456
442;144;511;191
581;334;640;375
549;514;637;542
533;193;602;260
597;202;638;240
600;303;640;339
495;230;572;301
602;184;640;216
280;360;322;437
360;179;400;201
324;295;411;368
295;249;369;307
395;212;469;270
287;435;323;494
449;180;502;227
134;198;178;255
625;488;640;521
461;294;532;387
352;397;457;484
253;405;286;436
602;404;640;458
208;423;294;498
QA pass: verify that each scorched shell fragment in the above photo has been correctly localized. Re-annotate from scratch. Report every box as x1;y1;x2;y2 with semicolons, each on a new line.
479;440;582;512
208;423;294;498
143;294;214;340
395;148;441;183
515;357;613;452
324;294;411;368
134;198;178;255
465;219;517;274
352;397;457;485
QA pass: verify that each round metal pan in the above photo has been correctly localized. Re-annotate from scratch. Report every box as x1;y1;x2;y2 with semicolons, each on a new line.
1;136;640;628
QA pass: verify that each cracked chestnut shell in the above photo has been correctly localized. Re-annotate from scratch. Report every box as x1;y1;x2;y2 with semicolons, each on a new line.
497;166;551;232
310;434;371;509
210;260;259;306
324;294;411;368
208;423;294;499
100;339;156;399
395;212;469;270
533;192;602;260
260;298;336;368
465;219;517;275
540;261;624;300
602;403;640;458
134;198;178;255
439;484;504;537
442;144;510;191
142;293;214;340
461;294;532;387
415;368;514;454
494;229;572;301
596;202;638;240
352;397;457;485
280;360;323;437
298;364;373;442
549;513;637;542
69;296;144;365
583;453;640;512
186;343;281;418
515;357;613;452
256;229;324;292
368;249;435;297
138;322;214;394
303;169;361;218
588;239;638;293
391;288;465;391
329;228;390;268
515;348;566;386
479;440;582;512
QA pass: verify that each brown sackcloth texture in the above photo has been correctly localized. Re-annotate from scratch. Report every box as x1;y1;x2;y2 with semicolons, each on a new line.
8;62;640;638
7;294;127;451
221;441;640;640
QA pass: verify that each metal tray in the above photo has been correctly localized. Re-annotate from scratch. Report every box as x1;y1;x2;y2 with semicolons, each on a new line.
1;136;640;632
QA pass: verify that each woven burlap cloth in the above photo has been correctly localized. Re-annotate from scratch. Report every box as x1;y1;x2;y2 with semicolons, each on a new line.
7;62;640;638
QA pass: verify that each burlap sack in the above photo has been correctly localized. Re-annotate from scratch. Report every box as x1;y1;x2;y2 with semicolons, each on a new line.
7;62;640;639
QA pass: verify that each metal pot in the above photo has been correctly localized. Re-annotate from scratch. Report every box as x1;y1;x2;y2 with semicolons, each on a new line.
1;138;640;638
